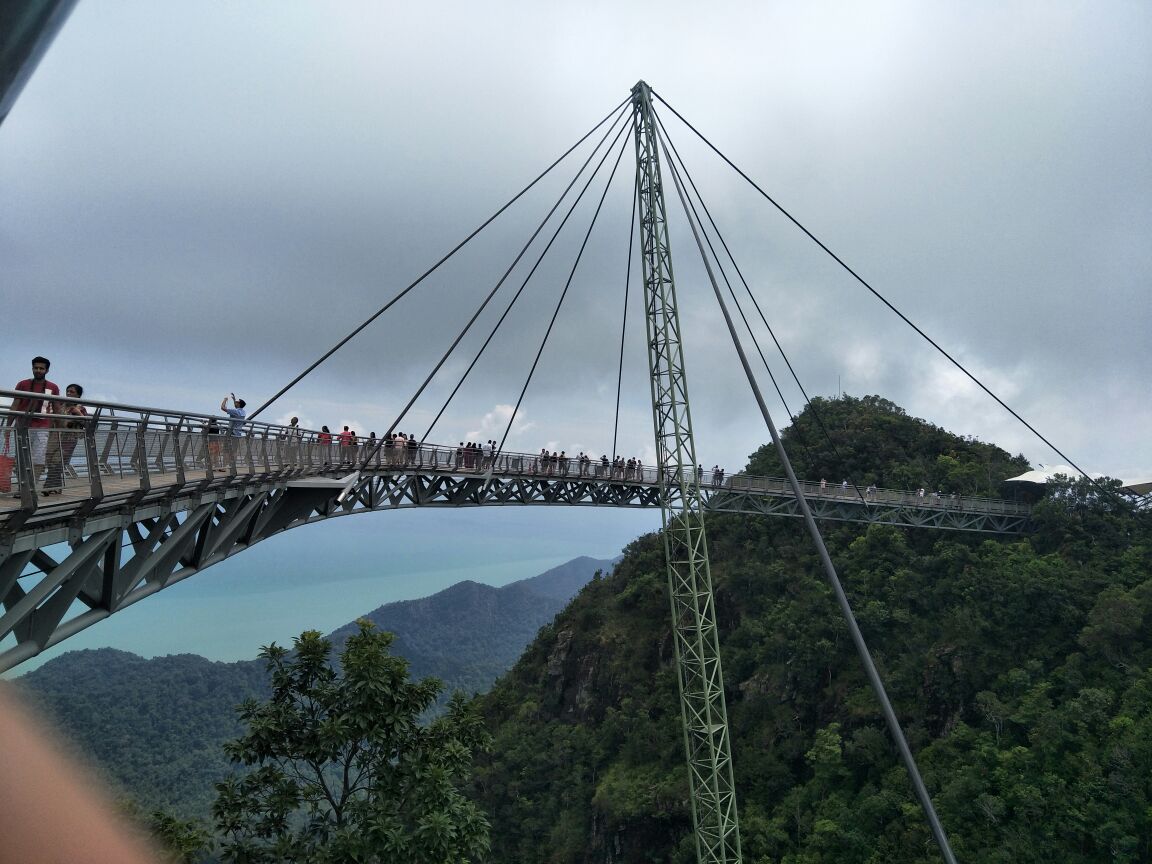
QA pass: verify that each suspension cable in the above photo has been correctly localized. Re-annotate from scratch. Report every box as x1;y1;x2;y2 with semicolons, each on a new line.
653;111;795;420
357;108;633;468
651;89;1095;485
612;172;639;463
655;109;868;501
654;112;961;864
403;117;634;458
493;131;632;462
248;96;631;421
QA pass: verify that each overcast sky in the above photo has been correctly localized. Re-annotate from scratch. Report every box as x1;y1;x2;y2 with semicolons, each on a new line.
2;2;1149;662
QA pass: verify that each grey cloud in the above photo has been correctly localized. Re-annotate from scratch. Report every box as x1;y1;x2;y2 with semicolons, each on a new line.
1;1;1148;481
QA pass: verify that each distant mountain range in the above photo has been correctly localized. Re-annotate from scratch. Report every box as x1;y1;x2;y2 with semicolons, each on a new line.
330;555;616;707
15;555;618;818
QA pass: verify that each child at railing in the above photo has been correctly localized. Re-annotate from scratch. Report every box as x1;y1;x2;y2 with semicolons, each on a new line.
204;417;223;471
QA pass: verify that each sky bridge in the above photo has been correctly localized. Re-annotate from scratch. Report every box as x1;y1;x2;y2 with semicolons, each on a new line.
0;65;1049;859
0;395;1030;675
5;15;1134;860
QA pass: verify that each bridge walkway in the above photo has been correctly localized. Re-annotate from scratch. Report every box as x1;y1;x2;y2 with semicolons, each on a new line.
0;400;1030;538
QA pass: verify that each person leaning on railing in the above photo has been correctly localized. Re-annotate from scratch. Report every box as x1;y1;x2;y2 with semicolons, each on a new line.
42;384;88;495
284;417;303;465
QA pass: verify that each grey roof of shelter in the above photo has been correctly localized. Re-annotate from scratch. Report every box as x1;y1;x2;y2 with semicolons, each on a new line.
1005;466;1152;497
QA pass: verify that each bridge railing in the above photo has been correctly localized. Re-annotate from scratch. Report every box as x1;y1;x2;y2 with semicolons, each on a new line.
723;474;1029;515
0;390;334;510
0;390;1029;517
0;391;661;511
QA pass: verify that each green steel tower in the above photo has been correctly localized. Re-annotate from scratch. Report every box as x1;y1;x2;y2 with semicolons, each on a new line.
630;80;743;864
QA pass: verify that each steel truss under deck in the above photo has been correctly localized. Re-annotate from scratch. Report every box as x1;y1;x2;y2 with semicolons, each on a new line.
0;470;666;673
631;81;742;864
708;485;1030;533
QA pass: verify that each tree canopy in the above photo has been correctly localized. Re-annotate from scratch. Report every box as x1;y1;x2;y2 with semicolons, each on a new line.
746;394;1030;497
213;621;491;864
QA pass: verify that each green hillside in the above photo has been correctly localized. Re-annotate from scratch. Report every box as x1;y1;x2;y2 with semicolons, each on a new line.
17;650;268;818
328;556;619;711
744;395;1031;497
16;394;1149;862
472;397;1152;863
16;556;614;820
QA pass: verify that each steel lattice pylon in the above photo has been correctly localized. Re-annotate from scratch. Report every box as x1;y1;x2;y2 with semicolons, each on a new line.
631;80;742;864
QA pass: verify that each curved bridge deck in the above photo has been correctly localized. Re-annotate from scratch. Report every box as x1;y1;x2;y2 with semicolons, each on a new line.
0;400;1030;671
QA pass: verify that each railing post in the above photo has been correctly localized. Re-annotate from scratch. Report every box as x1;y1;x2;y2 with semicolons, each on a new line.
99;417;116;476
172;419;186;487
11;419;37;510
244;430;256;476
135;414;151;493
84;409;104;503
154;426;169;472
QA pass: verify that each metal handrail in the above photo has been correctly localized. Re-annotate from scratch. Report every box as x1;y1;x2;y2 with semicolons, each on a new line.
0;393;1032;518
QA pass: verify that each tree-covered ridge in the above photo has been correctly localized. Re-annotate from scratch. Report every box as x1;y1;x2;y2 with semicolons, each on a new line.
16;556;612;823
17;650;268;818
472;401;1152;862
745;394;1031;497
326;556;616;713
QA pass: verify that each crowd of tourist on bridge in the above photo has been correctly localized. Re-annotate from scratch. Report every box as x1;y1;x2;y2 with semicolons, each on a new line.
4;356;737;496
5;356;968;507
211;388;692;483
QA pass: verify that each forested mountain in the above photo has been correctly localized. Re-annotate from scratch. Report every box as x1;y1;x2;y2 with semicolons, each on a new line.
329;556;619;712
16;555;614;819
19;649;268;818
745;394;1031;496
472;396;1152;863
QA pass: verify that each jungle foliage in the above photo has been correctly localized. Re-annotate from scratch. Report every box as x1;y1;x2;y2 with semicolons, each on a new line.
213;622;491;864
472;396;1152;863
745;395;1032;498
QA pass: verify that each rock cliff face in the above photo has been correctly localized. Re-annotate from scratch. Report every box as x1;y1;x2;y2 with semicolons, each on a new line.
545;626;610;720
475;533;696;863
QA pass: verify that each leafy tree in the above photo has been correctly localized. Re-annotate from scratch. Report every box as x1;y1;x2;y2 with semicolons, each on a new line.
146;810;215;863
213;621;490;863
119;799;214;863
